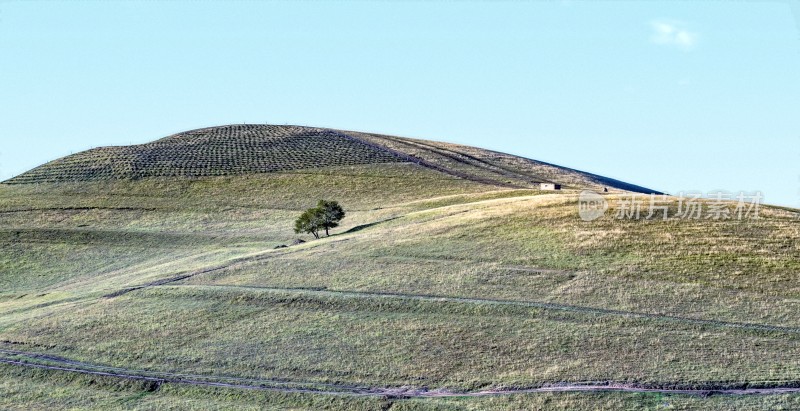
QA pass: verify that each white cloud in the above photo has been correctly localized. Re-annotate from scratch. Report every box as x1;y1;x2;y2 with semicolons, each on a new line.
650;20;697;50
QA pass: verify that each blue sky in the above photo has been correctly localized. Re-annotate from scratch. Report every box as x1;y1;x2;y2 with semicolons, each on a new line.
1;1;799;206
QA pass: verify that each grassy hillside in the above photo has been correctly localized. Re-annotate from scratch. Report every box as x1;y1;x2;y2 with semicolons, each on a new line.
1;125;798;410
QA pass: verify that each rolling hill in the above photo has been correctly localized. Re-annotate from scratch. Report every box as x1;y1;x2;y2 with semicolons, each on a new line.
1;125;798;410
5;124;659;194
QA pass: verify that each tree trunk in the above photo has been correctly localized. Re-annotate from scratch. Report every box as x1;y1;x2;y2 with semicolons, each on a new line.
325;227;329;236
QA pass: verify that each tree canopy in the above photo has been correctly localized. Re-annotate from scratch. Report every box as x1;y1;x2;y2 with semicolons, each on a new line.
294;200;345;239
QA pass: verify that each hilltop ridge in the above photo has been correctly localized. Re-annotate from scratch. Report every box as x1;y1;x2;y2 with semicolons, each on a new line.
5;124;659;193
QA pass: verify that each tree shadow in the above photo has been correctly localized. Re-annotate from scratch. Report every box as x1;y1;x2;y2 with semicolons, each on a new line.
341;216;400;234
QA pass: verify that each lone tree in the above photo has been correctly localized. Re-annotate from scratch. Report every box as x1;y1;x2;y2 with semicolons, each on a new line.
294;208;324;239
294;200;345;239
316;200;345;237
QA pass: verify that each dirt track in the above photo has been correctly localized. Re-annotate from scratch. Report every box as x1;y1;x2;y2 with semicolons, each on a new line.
2;348;800;398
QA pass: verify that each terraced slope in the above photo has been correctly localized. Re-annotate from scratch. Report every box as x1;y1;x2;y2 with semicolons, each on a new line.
4;124;659;193
5;125;404;183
